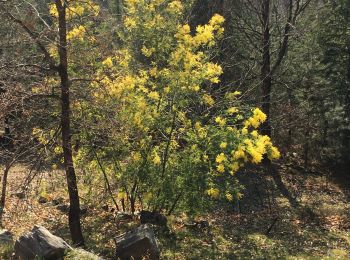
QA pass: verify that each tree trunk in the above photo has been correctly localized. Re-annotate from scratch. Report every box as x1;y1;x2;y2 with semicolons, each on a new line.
0;161;13;224
55;0;84;246
260;0;272;137
287;88;293;148
303;112;310;171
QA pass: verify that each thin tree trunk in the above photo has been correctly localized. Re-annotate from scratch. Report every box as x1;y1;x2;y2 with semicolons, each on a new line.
260;0;272;137
287;89;293;148
55;0;84;246
0;161;14;224
303;112;310;171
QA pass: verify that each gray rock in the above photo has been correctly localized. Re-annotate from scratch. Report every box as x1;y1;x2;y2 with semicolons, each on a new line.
115;224;159;260
0;229;13;243
140;210;167;226
14;225;71;259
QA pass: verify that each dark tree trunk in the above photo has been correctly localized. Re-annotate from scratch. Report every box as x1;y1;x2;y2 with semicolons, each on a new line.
260;0;272;137
55;0;84;246
0;162;13;224
287;88;293;148
303;112;310;170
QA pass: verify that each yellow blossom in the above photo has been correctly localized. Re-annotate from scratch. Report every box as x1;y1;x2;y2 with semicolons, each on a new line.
67;25;86;41
220;142;227;149
102;57;113;68
167;1;183;13
132;152;142;162
164;86;171;94
117;191;126;199
268;146;281;160
232;149;245;160
216;153;227;163
227;107;238;114
124;17;137;29
216;164;225;173
217;164;225;173
209;14;225;27
141;46;155;57
215;116;226;127
191;85;200;92
251;130;258;138
153;153;161;165
229;162;240;174
225;192;233;202
148;91;160;100
207;188;220;198
202;94;215;106
248;149;263;164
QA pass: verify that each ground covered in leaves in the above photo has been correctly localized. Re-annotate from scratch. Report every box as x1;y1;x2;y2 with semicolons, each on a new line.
1;161;349;259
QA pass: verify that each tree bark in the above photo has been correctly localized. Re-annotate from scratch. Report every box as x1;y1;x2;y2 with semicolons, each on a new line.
55;0;84;246
260;0;272;137
0;160;14;224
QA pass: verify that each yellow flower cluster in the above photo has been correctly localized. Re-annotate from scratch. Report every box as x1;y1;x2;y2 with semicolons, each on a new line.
227;107;238;114
131;151;142;162
244;108;267;128
215;116;226;127
177;14;225;48
202;94;215;106
67;25;86;41
124;17;137;30
152;152;161;165
216;153;227;163
194;122;208;139
212;108;280;176
102;57;113;68
141;46;155;57
148;91;160;100
49;0;99;19
220;142;227;149
32;127;49;145
168;15;225;86
207;188;220;198
225;192;233;202
167;1;183;14
217;164;225;173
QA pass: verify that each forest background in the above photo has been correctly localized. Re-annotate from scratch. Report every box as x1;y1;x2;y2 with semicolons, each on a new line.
0;0;349;259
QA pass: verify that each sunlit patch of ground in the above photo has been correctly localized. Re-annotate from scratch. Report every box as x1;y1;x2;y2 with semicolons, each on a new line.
0;164;349;259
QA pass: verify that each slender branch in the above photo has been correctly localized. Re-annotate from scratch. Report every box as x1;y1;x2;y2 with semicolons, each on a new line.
89;140;120;211
1;8;57;70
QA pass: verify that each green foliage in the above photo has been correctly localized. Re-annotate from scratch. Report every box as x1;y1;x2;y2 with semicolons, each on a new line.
0;242;13;259
65;249;102;260
317;0;350;168
71;0;280;215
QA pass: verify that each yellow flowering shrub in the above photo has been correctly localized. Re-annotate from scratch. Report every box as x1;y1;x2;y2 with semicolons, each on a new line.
49;0;99;20
74;0;281;213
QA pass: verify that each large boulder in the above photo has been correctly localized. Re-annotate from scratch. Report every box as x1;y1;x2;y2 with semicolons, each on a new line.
140;210;167;226
14;225;71;259
115;224;159;260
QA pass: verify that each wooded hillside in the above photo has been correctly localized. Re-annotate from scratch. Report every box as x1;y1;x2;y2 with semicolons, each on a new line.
0;0;349;259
